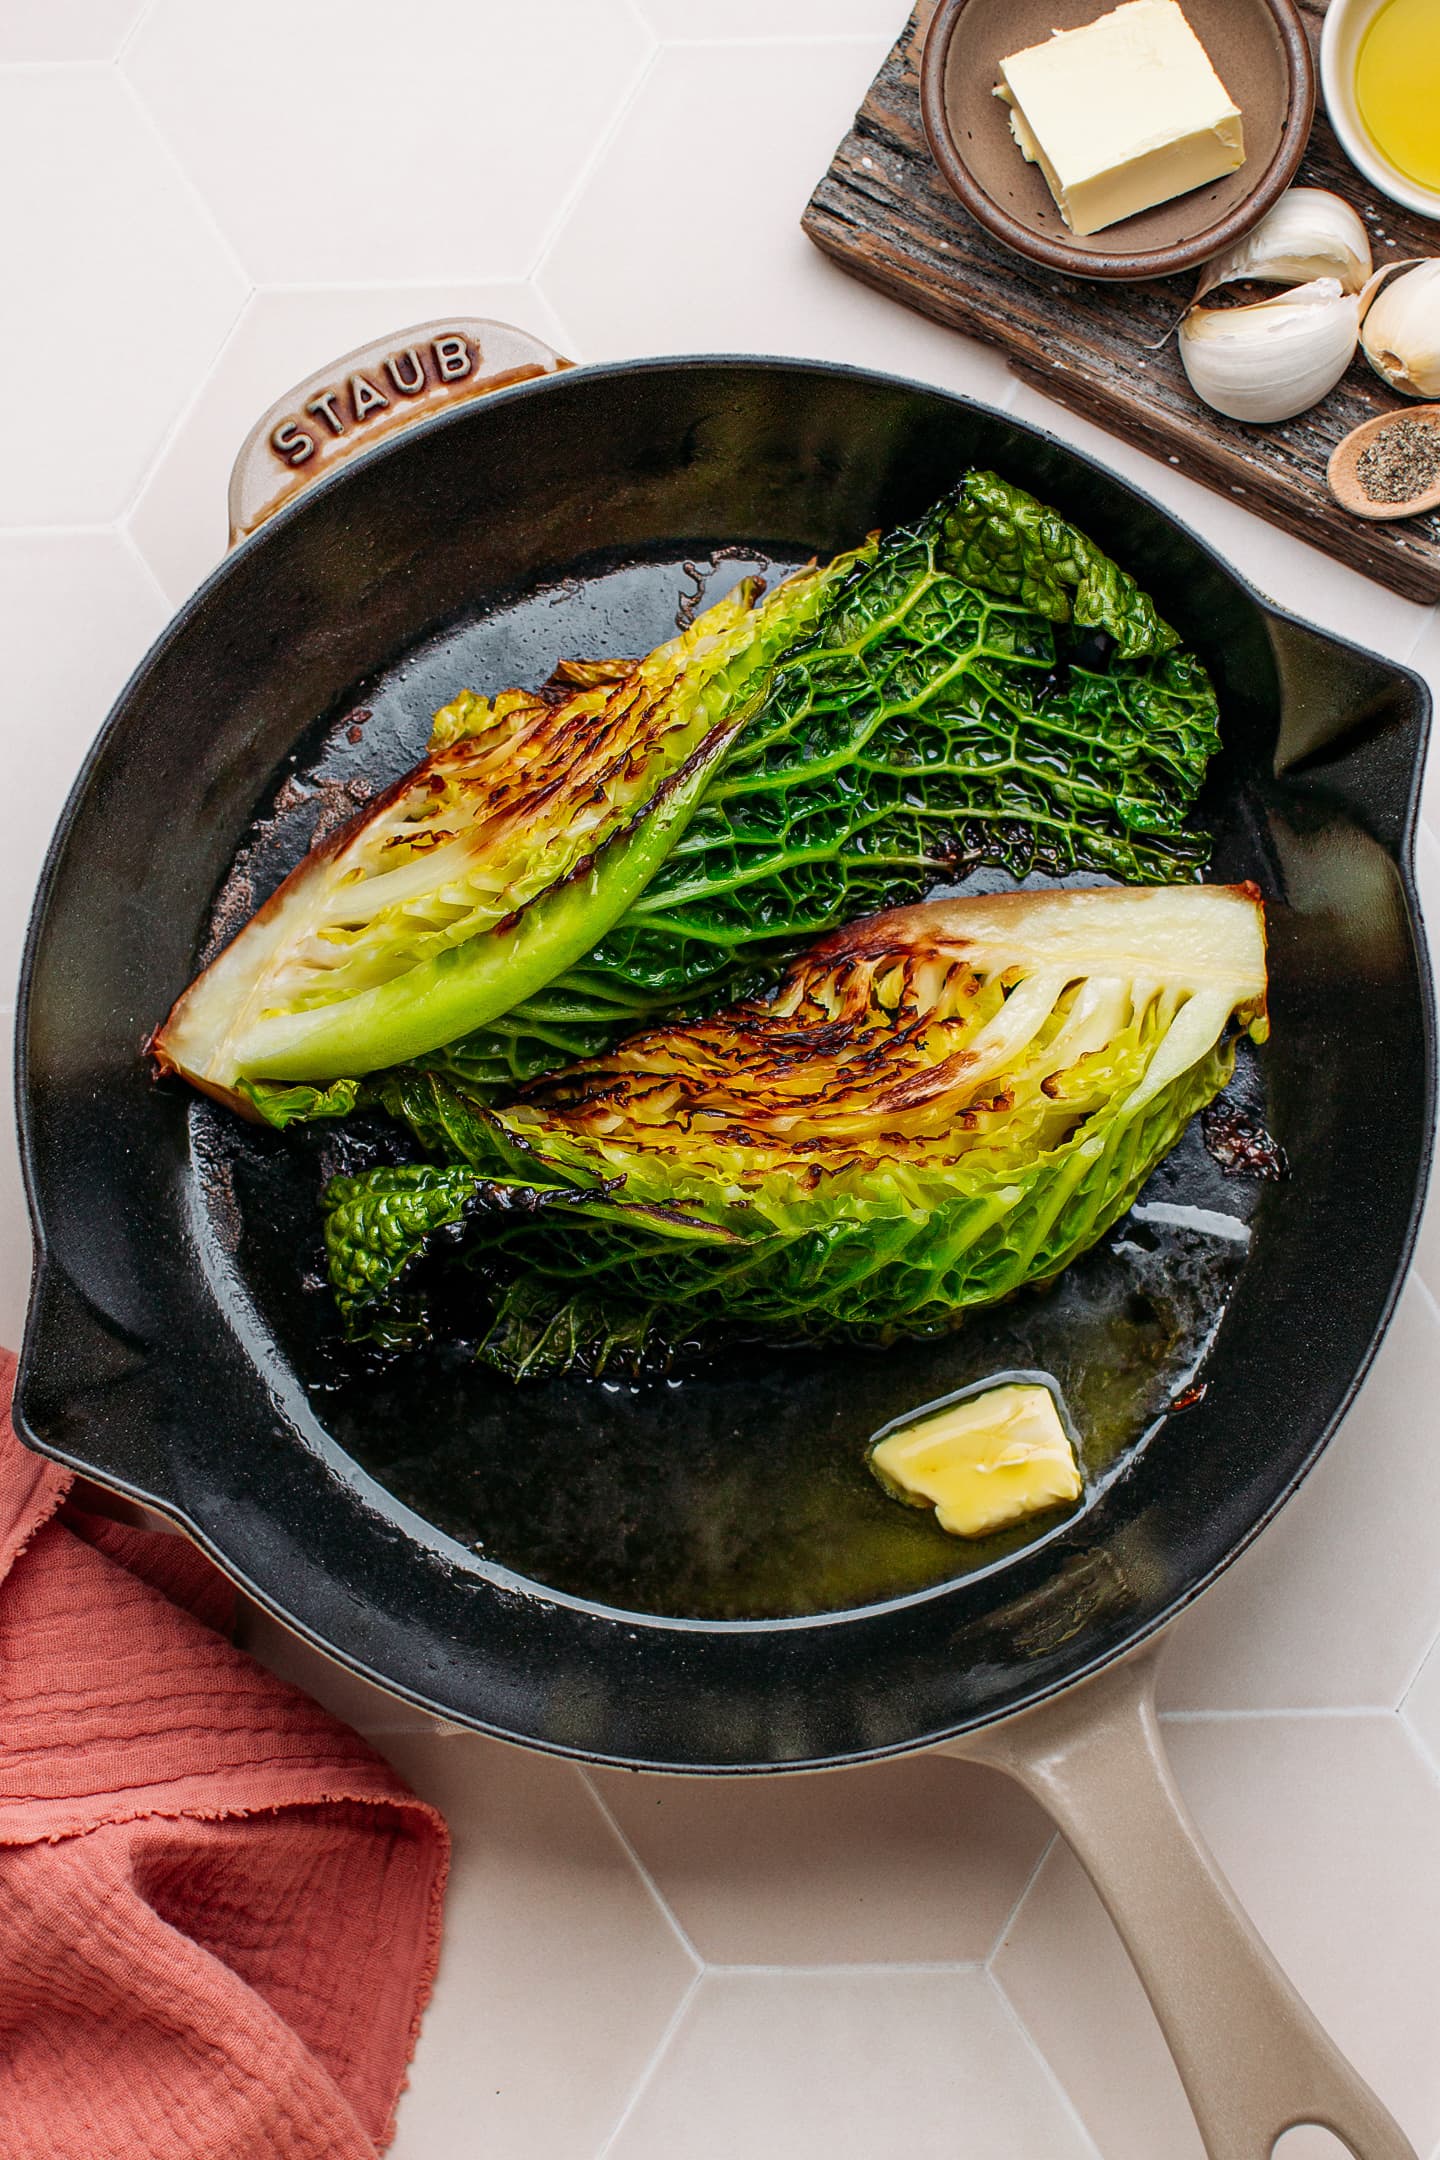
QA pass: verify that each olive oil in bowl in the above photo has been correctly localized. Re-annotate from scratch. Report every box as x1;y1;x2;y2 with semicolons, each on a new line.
1356;0;1440;193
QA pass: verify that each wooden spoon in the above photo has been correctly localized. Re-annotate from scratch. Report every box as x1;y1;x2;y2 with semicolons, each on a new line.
1327;406;1440;522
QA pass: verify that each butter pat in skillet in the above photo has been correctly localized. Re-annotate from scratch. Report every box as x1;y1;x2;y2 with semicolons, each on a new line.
995;0;1245;238
869;1384;1082;1540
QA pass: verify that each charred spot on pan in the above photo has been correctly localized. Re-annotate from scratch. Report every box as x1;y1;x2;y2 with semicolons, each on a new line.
1202;1099;1287;1180
201;866;258;964
268;769;377;850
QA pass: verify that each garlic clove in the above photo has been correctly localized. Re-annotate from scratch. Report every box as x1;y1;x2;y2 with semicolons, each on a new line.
1194;187;1373;302
1179;278;1360;424
1359;258;1440;399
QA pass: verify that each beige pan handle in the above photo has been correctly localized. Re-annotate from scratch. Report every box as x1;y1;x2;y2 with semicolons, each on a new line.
943;1641;1416;2160
227;316;572;543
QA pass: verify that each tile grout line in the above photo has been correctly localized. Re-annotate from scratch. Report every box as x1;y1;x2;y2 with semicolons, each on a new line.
0;59;115;75
1400;1633;1440;1719
1403;602;1439;664
93;78;256;535
116;279;252;543
0;524;140;541
114;0;163;67
1397;1706;1440;1800
528;39;661;291
110;66;254;295
1393;1581;1440;1716
1409;1263;1440;1340
578;1770;705;1971
986;1967;1106;2159
984;1830;1057;1971
613;0;658;44
523;288;583;376
115;525;173;615
693;1958;988;1977
591;1967;702;2160
997;371;1027;415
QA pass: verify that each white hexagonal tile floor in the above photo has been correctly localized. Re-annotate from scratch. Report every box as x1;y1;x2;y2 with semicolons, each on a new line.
0;70;247;524
539;31;1014;406
4;5;1440;2155
375;1730;697;2160
536;33;1014;408
123;0;654;285
0;531;168;1002
590;1756;1052;1966
602;1967;1095;2160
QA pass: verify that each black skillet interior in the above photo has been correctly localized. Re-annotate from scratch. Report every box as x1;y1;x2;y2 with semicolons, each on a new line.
14;359;1434;1768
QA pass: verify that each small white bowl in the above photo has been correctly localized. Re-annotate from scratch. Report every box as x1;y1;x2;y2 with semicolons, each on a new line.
1320;0;1440;222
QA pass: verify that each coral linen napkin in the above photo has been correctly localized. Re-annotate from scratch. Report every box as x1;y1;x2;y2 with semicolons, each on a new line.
0;1349;449;2160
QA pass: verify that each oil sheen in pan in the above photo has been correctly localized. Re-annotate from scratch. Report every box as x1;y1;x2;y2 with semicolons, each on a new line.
190;547;1274;1625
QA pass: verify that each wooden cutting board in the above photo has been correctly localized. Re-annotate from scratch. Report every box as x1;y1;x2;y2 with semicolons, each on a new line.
802;0;1440;603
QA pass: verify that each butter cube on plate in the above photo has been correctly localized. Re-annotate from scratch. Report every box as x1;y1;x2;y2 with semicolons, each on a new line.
995;0;1245;238
869;1382;1082;1540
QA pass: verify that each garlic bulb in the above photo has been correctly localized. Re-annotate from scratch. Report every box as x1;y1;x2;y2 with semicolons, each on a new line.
1360;258;1440;398
1194;188;1373;302
1179;279;1361;424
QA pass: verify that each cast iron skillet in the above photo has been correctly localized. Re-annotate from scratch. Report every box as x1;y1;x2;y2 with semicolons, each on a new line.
13;338;1434;2158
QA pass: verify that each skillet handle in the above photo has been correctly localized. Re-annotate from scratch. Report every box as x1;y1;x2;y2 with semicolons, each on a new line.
943;1642;1417;2160
227;318;572;546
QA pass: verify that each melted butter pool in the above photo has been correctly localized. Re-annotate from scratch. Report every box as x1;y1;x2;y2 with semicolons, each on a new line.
285;1130;1254;1620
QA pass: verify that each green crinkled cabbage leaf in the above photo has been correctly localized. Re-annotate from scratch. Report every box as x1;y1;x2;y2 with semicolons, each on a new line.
939;469;1178;651
322;886;1267;1377
154;557;860;1107
426;470;1220;1095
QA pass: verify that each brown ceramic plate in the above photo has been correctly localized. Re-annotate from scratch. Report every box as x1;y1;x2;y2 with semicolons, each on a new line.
920;0;1315;281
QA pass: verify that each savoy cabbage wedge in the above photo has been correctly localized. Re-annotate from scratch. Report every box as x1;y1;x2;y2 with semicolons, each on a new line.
322;885;1268;1376
422;472;1223;1094
151;557;862;1114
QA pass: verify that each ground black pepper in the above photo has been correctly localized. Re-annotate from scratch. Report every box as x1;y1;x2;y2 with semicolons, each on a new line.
1355;417;1440;504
